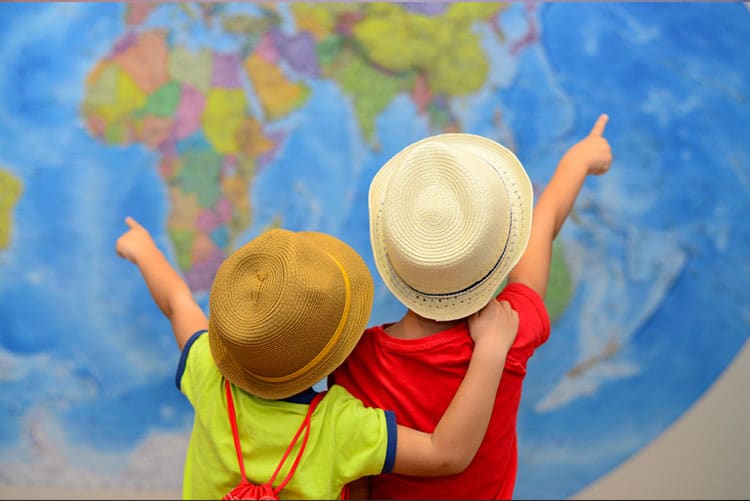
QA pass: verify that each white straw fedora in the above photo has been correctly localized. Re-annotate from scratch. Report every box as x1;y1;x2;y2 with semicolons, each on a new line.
369;133;533;321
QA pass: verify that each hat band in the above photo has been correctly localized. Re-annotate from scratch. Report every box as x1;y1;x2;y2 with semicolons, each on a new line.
393;209;512;299
246;251;352;384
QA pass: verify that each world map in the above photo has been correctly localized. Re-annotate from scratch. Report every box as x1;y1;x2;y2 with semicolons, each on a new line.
0;3;748;499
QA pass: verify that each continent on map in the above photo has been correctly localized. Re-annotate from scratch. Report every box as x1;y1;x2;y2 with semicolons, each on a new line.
290;3;507;142
0;169;22;250
80;23;300;292
80;2;544;296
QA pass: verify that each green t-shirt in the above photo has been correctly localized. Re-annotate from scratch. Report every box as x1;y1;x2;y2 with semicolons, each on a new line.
176;331;396;500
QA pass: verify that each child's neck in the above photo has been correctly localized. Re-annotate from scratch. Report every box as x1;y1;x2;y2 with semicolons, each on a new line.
384;309;463;340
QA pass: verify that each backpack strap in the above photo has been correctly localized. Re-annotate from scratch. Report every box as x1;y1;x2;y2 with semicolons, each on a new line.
224;379;326;497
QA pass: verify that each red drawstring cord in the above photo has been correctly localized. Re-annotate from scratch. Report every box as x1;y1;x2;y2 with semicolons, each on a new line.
224;380;325;498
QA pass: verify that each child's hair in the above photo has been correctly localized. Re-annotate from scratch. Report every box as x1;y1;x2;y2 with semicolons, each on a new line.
369;133;533;321
208;228;374;399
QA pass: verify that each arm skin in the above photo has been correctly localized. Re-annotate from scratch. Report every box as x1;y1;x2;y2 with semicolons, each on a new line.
508;113;613;299
391;299;519;476
115;216;208;350
116;218;516;478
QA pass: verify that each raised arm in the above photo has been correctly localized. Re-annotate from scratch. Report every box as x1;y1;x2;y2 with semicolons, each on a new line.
391;299;519;476
508;114;613;298
115;216;208;349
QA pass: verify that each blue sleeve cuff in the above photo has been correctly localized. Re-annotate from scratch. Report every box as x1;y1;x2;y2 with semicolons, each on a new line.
175;330;207;391
382;410;397;473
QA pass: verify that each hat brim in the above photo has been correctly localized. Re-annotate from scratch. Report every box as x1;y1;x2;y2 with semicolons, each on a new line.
369;133;533;321
210;231;374;400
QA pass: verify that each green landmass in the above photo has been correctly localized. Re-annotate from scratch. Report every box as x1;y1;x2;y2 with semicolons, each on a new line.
545;239;573;324
338;55;410;141
494;239;573;326
144;81;181;117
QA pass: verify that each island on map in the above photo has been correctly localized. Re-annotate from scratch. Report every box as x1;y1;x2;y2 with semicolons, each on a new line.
0;169;22;250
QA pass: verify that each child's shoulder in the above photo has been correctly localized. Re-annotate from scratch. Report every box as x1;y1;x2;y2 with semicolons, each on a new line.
324;382;369;404
318;384;396;438
498;281;547;311
498;281;551;349
323;384;389;418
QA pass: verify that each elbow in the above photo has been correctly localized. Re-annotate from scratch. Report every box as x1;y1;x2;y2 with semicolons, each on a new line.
449;453;474;474
433;451;473;476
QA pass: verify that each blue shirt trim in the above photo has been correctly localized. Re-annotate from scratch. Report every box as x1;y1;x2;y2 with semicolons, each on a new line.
175;330;207;391
283;387;318;404
382;410;397;473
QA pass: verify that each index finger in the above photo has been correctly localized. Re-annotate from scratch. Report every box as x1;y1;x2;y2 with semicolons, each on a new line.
124;216;142;230
589;113;609;137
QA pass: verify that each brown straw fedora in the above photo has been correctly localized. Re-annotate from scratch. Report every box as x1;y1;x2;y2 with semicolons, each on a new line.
208;228;374;399
369;133;533;321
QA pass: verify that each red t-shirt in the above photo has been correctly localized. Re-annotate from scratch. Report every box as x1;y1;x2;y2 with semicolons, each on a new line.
330;282;551;500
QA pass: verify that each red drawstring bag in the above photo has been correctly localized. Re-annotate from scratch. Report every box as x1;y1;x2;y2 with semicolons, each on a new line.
222;380;330;500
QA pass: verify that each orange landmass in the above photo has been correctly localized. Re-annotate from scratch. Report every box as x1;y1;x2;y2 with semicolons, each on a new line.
113;31;170;94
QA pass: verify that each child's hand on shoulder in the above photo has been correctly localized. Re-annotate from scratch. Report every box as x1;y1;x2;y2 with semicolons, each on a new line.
115;216;155;264
468;299;519;357
563;113;613;176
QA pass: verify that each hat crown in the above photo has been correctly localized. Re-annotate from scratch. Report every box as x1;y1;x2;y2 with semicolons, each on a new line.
382;142;511;295
369;133;533;321
209;229;347;381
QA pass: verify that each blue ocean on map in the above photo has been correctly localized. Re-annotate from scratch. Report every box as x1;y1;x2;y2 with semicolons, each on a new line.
0;2;748;498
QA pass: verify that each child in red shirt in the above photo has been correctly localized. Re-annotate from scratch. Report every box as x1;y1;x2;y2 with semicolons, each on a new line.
332;115;613;499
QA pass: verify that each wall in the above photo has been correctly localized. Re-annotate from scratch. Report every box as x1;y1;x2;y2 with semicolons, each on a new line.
573;337;750;500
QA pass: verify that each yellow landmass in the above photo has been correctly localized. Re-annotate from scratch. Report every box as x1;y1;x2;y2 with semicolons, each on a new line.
81;64;147;142
290;4;337;40
443;2;504;24
353;3;503;96
338;54;407;141
0;169;23;250
244;53;310;121
428;33;488;96
201;88;247;154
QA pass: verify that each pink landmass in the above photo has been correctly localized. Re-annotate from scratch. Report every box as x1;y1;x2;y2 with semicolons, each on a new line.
109;32;137;58
158;156;177;179
85;115;106;138
254;32;280;64
186;247;226;292
195;198;232;233
158;138;177;159
174;84;205;140
212;52;243;88
125;4;155;26
335;11;365;37
412;73;432;112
